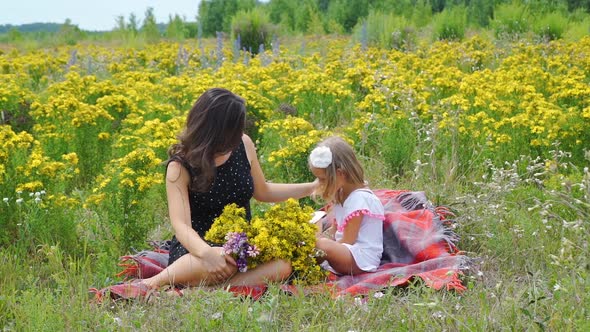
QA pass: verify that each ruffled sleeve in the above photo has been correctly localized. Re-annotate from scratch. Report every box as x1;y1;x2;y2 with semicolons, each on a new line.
337;190;385;232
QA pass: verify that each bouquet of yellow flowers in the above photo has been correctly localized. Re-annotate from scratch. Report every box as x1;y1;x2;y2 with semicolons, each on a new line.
204;199;327;285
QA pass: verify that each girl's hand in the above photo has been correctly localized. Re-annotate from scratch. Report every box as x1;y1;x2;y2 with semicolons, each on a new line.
202;247;237;283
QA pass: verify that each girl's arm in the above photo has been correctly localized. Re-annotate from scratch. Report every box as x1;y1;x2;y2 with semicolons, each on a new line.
166;161;215;258
243;134;317;202
339;215;362;245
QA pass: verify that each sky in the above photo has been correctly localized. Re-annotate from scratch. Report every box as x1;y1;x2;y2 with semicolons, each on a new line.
0;0;202;31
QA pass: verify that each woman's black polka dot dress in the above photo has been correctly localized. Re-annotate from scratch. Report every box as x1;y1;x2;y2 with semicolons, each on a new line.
167;141;254;265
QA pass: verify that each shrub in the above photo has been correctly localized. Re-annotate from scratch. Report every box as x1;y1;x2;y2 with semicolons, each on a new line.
382;118;417;177
411;0;433;28
564;16;590;41
491;2;531;39
533;11;569;41
432;6;467;41
355;10;416;51
231;8;275;54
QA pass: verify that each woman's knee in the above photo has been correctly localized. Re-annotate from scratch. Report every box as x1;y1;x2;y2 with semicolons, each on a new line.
275;259;293;279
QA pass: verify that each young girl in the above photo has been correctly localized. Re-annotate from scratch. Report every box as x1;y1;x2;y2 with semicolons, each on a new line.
310;136;385;275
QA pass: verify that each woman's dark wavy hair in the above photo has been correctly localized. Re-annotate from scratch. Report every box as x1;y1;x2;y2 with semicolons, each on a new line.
168;88;246;192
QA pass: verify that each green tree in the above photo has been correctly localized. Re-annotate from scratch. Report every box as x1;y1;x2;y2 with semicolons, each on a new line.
166;14;186;40
7;27;23;42
141;7;160;42
294;0;322;32
327;0;369;32
268;0;298;31
114;15;126;31
412;0;433;28
430;0;447;13
307;7;326;34
198;0;255;36
184;21;199;38
113;15;128;40
58;18;82;45
566;0;590;11
370;0;414;14
128;13;139;36
467;0;494;27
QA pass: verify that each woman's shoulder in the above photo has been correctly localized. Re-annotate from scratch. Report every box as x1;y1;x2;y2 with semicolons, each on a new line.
167;158;184;168
166;159;190;183
167;155;189;169
241;134;256;164
241;134;254;149
166;155;192;175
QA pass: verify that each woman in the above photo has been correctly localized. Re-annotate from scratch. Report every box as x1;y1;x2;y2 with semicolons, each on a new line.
141;88;317;289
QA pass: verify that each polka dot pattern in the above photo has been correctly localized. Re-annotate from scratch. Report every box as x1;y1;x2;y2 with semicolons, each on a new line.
167;141;254;264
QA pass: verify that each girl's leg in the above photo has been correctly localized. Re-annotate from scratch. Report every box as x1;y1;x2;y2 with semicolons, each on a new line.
142;253;237;288
315;238;364;275
225;259;292;286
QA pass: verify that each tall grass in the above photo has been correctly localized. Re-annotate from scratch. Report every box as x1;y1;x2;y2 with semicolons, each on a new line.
533;11;569;41
1;33;589;330
354;11;416;51
491;1;531;39
432;6;467;41
2;149;588;330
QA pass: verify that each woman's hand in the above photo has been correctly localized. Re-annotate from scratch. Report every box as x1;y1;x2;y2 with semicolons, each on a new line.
201;247;237;283
311;177;320;195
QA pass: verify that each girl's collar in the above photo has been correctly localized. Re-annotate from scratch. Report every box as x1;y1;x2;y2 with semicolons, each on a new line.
337;185;367;204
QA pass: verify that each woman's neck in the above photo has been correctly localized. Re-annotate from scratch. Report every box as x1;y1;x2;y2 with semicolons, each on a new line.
213;151;232;166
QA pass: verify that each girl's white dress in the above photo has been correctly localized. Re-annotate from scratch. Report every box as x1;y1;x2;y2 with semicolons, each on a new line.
321;188;385;274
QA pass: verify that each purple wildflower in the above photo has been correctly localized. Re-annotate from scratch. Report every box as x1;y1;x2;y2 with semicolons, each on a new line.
223;232;259;272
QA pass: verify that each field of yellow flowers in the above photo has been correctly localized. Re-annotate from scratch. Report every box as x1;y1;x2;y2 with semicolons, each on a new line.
1;36;589;329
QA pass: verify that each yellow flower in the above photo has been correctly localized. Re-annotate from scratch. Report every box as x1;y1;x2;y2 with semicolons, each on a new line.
84;193;106;208
98;132;111;140
61;152;79;165
205;199;326;285
16;181;44;193
120;178;134;188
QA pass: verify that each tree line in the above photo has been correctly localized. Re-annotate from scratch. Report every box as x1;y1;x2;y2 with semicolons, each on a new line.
1;0;589;46
197;0;590;36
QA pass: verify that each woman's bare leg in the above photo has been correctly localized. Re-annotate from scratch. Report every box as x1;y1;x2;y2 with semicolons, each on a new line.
142;256;291;289
225;260;292;286
142;253;237;288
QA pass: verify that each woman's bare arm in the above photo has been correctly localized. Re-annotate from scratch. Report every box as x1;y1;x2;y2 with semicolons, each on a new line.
165;161;212;257
242;134;317;202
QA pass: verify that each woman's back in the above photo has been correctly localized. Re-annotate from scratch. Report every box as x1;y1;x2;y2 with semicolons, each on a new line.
167;140;254;264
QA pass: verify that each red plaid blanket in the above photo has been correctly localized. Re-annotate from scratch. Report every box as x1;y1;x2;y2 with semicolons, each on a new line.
104;189;468;300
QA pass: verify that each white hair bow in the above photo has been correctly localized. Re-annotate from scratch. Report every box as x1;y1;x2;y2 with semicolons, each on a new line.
309;146;332;168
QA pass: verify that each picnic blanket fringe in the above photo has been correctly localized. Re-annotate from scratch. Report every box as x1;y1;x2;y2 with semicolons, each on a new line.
394;190;460;251
92;189;470;301
116;250;169;280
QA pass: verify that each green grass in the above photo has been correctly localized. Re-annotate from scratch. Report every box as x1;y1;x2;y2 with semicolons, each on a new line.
2;158;588;330
2;33;590;330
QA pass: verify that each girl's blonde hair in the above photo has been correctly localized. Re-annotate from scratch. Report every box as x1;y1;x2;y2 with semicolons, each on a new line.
310;136;365;203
